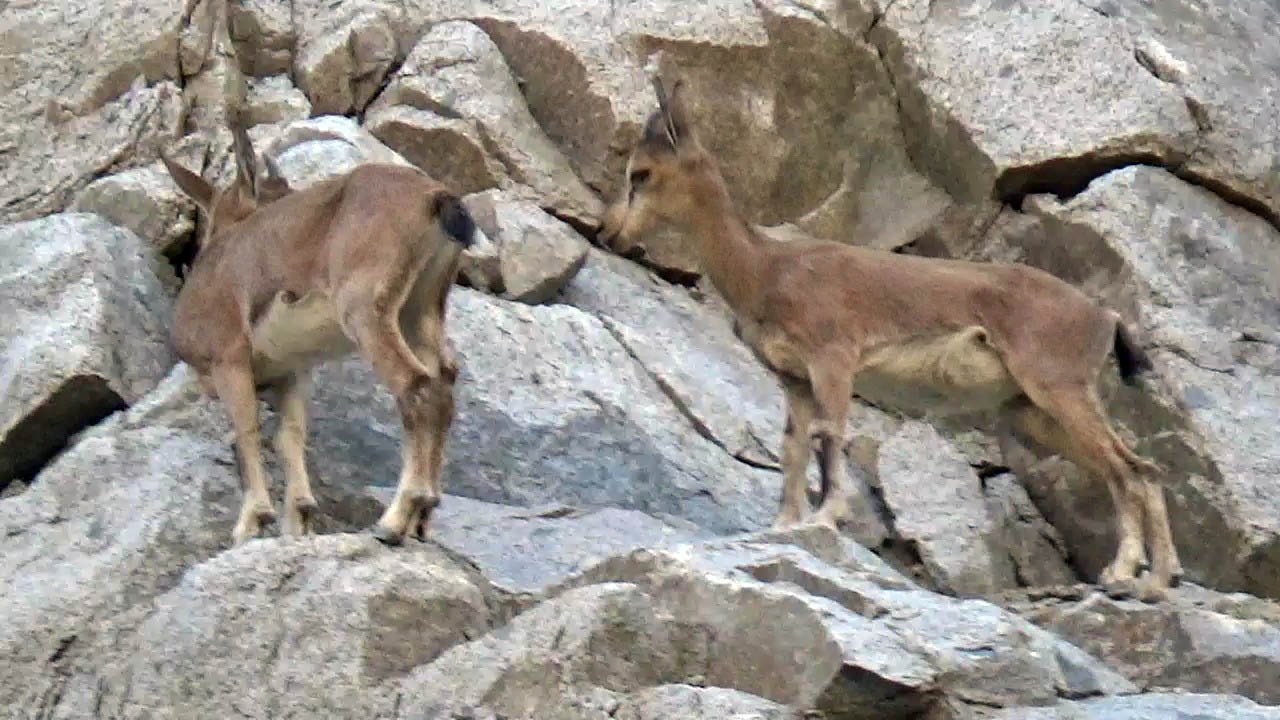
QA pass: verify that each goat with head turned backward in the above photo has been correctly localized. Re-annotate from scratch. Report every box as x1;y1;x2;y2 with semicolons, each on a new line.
160;123;475;547
598;76;1182;603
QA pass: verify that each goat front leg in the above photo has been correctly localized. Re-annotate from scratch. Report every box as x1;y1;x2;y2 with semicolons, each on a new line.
808;356;855;529
274;371;318;537
773;377;815;530
211;356;275;545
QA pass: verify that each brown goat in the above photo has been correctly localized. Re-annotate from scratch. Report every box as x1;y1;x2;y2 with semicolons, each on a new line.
160;125;475;546
599;77;1182;602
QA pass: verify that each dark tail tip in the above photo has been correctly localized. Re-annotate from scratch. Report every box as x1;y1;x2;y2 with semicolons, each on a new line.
1114;321;1153;386
433;192;476;248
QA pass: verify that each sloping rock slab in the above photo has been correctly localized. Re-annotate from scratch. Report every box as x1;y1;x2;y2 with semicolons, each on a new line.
0;365;390;714
1015;588;1280;704
0;213;175;486
554;528;1133;717
871;0;1198;203
308;288;784;535
994;692;1280;720
980;166;1280;597
106;535;490;719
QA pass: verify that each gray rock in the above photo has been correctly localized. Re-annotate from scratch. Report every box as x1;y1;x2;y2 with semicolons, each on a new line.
427;494;704;599
1020;590;1280;704
369;105;505;197
983;167;1280;598
248;116;413;190
875;421;1017;596
871;0;1198;203
0;80;184;224
615;685;794;720
0;213;175;486
244;75;312;126
994;692;1280;720
108;535;489;719
562;249;785;469
71;164;196;256
292;0;402;115
308;288;784;535
562;529;1134;716
982;474;1077;589
0;0;180;135
396;583;692;719
0;365;399;715
1086;0;1280;225
366;20;603;229
227;0;296;77
462;189;588;304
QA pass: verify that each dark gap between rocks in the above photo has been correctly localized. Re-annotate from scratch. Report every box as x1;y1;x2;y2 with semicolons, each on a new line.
0;375;127;494
996;152;1170;208
999;156;1280;234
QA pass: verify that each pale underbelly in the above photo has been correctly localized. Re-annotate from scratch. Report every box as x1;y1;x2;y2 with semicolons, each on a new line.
250;290;355;383
854;327;1023;415
741;321;1024;416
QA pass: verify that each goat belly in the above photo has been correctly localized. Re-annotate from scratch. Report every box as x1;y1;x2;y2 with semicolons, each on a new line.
249;290;354;381
853;327;1021;416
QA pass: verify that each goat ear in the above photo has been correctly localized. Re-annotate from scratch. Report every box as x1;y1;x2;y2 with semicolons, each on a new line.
159;150;215;212
230;124;259;200
665;79;695;146
652;76;694;148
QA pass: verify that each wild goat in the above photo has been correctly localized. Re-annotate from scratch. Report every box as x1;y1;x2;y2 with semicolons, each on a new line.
160;124;475;546
598;77;1182;602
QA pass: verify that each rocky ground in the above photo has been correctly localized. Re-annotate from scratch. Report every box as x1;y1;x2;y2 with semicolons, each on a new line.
1;0;1278;718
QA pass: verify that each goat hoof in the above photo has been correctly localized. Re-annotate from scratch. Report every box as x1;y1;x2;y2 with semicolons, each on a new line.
371;523;405;547
284;497;318;537
1101;578;1138;600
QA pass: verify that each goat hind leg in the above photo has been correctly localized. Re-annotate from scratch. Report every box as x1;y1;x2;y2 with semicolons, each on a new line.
1113;434;1182;597
346;309;441;545
211;357;276;545
1019;390;1150;597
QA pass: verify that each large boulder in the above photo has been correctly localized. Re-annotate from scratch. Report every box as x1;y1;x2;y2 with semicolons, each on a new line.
1014;587;1280;705
71;164;196;257
0;364;394;715
553;528;1133;717
0;213;175;488
105;535;490;718
994;693;1280;720
976;167;1280;599
1087;0;1280;225
366;20;603;229
462;189;589;304
869;0;1198;204
308;288;785;535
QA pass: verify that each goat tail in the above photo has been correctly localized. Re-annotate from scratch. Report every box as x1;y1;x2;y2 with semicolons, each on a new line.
1113;316;1153;386
432;191;476;248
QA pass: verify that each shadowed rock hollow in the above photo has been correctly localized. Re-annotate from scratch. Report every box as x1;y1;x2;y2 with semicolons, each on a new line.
1;0;1278;717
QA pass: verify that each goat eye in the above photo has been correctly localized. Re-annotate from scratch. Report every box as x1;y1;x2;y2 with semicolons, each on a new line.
629;169;650;186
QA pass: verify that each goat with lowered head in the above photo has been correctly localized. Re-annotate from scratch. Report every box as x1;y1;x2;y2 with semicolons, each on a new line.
599;76;1182;602
160;123;475;546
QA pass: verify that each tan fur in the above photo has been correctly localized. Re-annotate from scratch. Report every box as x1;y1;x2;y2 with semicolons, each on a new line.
162;123;471;546
600;77;1183;602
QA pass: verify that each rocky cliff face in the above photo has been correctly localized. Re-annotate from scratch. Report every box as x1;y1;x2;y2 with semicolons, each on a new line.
1;0;1278;718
